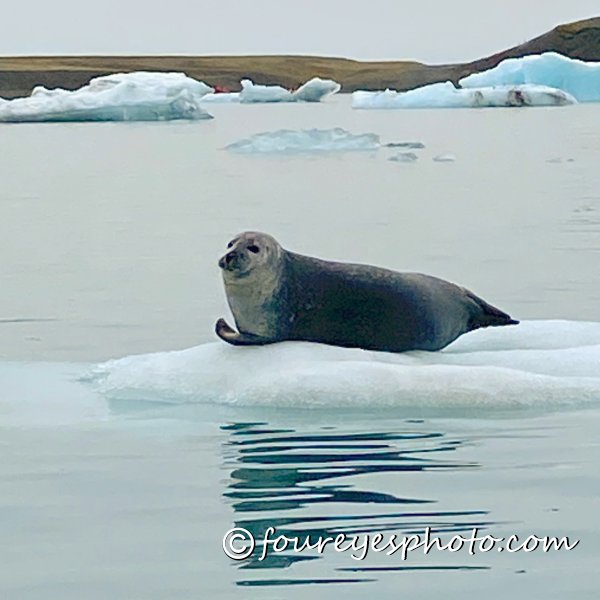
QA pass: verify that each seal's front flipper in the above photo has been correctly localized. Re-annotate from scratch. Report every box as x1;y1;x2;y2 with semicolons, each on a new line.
215;318;274;346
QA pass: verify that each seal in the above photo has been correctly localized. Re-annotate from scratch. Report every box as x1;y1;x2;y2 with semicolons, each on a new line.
216;232;518;352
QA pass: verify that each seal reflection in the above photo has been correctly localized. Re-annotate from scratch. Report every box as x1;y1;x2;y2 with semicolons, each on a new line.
221;421;493;587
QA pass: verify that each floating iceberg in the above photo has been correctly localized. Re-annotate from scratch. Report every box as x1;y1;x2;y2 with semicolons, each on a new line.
225;128;380;153
352;82;576;109
239;78;293;103
292;77;341;102
202;77;341;104
88;320;600;409
460;53;600;102
0;71;214;123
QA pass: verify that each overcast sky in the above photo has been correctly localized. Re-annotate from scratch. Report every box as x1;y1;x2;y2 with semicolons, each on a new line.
1;1;597;62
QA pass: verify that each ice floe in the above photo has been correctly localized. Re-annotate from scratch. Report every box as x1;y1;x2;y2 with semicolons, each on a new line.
87;320;600;409
225;127;380;153
352;82;577;109
0;71;214;123
1;320;599;425
460;53;600;103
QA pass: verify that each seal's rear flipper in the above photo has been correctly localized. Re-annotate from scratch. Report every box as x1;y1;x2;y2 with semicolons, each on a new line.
215;318;275;346
465;292;519;330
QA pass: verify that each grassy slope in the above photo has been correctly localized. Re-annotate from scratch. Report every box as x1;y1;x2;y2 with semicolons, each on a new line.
0;17;598;98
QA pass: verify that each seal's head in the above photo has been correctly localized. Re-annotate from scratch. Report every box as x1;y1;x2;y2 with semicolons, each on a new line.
218;231;283;282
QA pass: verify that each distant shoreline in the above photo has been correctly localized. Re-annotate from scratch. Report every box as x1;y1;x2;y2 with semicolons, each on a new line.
0;17;597;99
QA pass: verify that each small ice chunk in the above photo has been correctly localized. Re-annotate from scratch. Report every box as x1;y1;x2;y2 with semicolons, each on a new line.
460;53;600;103
546;157;575;164
0;71;214;122
225;128;381;153
433;154;456;162
239;79;293;103
385;142;426;149
292;77;341;102
389;152;418;162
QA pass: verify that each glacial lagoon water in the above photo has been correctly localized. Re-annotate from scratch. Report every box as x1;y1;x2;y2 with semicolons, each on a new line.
1;96;599;598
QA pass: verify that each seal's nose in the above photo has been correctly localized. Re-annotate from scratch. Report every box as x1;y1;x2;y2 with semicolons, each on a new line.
218;251;237;269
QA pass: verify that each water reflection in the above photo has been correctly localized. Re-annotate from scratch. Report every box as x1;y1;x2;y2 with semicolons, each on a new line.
221;421;494;587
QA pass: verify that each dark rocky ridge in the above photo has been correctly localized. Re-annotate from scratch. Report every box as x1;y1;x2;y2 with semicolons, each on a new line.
0;17;598;99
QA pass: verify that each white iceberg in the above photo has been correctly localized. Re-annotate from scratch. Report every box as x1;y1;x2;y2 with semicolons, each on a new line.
225;127;380;153
460;53;600;102
206;77;341;104
352;82;576;109
239;79;294;103
0;71;214;123
292;77;341;102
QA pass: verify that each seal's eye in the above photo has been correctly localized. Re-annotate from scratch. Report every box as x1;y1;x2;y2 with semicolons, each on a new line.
227;240;234;249
247;244;260;254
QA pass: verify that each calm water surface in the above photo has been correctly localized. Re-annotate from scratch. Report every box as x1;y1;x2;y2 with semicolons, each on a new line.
0;97;599;599
1;97;599;361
